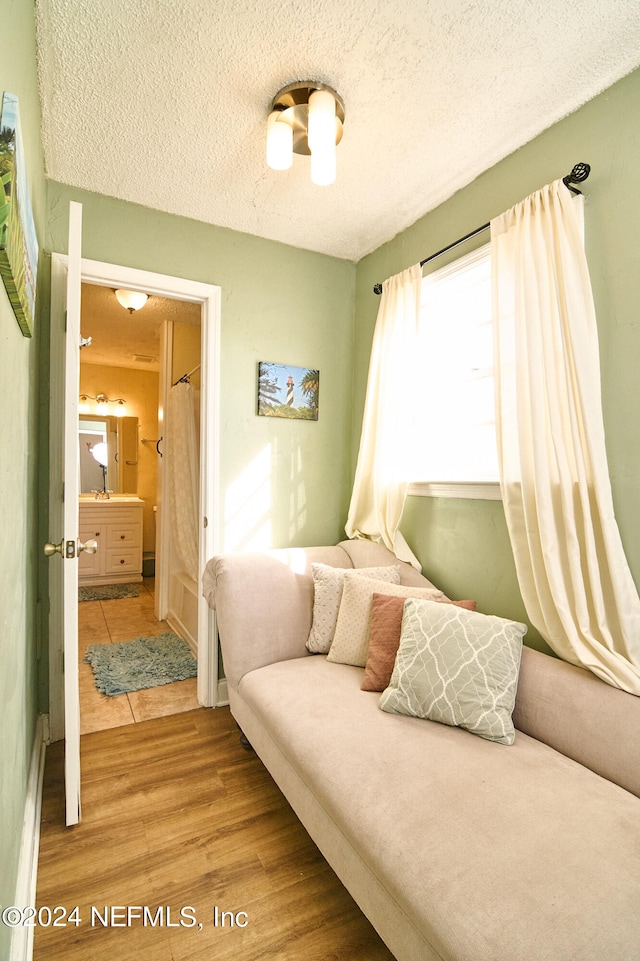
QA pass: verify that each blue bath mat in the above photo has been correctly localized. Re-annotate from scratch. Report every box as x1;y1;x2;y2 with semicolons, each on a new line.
84;632;197;696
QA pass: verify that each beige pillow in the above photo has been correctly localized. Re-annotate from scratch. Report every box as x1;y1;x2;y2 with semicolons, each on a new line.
327;574;445;667
361;593;477;692
380;598;526;745
306;564;401;653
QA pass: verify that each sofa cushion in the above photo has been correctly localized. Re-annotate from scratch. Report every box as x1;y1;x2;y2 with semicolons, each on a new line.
306;564;401;654
327;574;444;667
362;592;477;692
237;656;640;961
380;598;526;744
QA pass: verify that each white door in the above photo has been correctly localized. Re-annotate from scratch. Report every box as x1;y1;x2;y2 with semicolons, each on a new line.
49;255;222;746
45;201;85;826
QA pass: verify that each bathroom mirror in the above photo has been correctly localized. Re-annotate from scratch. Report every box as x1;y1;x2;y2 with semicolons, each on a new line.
79;414;138;494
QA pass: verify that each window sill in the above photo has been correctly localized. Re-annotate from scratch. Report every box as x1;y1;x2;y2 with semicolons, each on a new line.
408;482;502;501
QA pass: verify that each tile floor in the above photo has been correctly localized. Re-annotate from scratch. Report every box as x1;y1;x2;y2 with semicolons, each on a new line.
78;578;199;735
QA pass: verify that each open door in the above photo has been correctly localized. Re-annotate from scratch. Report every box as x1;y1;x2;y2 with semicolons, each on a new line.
49;253;222;723
45;202;94;825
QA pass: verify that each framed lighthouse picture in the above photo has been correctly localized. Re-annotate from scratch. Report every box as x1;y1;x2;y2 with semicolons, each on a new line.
0;92;39;337
257;362;319;421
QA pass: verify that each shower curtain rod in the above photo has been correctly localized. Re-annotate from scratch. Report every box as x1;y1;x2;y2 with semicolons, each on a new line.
173;363;201;386
373;162;591;294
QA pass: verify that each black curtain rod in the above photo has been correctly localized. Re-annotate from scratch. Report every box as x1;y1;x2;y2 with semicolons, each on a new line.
373;162;591;294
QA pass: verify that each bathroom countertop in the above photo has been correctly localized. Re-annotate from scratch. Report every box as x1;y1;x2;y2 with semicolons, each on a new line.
79;496;144;505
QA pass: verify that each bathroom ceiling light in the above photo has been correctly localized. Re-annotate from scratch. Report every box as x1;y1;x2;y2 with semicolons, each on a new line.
266;82;345;186
115;289;149;313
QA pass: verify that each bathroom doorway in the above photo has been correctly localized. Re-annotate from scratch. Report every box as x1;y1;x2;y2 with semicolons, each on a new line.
77;283;204;733
48;254;222;749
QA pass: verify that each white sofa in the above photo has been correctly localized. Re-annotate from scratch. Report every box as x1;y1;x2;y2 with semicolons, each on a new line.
203;539;640;961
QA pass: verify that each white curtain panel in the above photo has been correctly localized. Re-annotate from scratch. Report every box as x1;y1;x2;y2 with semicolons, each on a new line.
346;263;422;568
166;381;199;583
491;179;640;694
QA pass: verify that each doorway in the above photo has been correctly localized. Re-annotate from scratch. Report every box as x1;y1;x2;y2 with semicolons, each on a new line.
48;255;222;745
77;283;203;733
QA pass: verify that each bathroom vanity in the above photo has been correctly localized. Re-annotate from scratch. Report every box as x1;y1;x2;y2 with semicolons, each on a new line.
78;497;144;587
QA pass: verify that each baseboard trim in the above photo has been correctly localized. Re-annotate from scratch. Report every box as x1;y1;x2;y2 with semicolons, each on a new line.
216;677;229;707
10;715;48;961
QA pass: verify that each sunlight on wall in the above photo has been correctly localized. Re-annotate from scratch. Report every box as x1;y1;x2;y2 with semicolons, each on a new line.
288;440;307;539
224;445;273;551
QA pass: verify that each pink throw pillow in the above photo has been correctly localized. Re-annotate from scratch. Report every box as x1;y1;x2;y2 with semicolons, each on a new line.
361;593;477;692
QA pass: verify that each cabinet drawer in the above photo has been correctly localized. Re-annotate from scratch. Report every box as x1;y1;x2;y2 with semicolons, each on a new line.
106;525;140;548
81;524;104;541
105;549;141;574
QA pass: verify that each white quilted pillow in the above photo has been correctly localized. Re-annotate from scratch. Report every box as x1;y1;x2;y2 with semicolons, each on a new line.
306;564;401;653
327;574;445;667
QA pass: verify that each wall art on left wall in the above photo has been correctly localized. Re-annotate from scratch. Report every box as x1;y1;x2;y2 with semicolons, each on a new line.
0;92;38;336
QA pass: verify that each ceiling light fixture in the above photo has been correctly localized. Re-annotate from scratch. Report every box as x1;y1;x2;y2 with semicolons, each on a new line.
266;82;345;186
115;289;149;313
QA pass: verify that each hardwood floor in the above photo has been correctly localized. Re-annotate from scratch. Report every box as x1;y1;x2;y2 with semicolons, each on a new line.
79;579;199;734
34;707;394;960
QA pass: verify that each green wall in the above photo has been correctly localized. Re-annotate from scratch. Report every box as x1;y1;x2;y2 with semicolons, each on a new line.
0;0;47;950
354;67;640;653
45;185;356;560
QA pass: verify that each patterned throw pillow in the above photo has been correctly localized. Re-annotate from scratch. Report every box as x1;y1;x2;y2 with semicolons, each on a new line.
380;598;526;745
305;564;401;654
361;593;477;692
327;575;445;667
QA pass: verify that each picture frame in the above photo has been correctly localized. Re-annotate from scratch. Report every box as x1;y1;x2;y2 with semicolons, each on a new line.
0;92;39;337
257;362;319;421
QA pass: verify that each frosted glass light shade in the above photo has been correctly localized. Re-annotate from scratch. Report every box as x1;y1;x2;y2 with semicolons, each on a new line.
266;111;293;170
90;442;108;467
115;289;148;312
308;89;336;154
310;145;336;186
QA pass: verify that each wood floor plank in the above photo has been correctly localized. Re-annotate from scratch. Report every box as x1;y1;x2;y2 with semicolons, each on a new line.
34;706;395;961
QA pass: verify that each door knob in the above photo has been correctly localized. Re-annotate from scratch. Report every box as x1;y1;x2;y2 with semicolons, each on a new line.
44;540;64;556
78;538;98;555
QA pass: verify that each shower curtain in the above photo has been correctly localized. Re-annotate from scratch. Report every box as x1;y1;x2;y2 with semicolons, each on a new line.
166;381;199;583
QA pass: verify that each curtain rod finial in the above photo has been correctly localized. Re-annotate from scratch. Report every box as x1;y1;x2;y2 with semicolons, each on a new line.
563;162;591;193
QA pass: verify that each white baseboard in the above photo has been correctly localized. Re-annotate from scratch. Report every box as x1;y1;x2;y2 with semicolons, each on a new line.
216;677;229;707
166;614;197;656
10;715;48;961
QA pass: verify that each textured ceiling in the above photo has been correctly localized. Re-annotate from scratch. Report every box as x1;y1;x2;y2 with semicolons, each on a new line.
80;283;200;371
35;0;640;262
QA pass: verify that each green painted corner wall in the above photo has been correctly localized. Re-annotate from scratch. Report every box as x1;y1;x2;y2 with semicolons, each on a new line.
353;67;640;652
44;183;356;551
0;0;47;951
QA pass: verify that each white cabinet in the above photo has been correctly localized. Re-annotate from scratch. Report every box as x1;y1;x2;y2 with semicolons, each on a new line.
79;498;144;586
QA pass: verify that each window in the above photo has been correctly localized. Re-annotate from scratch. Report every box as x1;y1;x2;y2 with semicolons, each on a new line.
410;243;501;499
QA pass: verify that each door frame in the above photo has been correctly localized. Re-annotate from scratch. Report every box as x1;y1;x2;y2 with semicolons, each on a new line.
49;256;222;741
